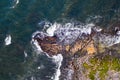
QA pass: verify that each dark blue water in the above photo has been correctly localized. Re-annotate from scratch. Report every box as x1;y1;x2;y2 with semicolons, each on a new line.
0;0;120;80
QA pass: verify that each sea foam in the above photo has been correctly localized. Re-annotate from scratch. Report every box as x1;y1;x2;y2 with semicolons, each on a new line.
33;21;120;49
10;0;19;8
98;33;120;47
51;54;63;80
46;22;61;36
24;51;28;58
5;35;12;46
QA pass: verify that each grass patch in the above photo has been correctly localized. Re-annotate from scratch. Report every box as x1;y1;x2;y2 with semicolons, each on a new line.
83;55;120;80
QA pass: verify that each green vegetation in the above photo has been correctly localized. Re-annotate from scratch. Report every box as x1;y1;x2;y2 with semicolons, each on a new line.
83;55;120;80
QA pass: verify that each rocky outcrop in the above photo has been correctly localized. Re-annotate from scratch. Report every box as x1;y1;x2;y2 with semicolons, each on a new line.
34;36;62;56
33;34;96;57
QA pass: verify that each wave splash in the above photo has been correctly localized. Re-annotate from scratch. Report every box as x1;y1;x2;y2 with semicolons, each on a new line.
51;54;63;80
33;21;120;47
4;34;12;46
10;0;19;8
34;22;95;45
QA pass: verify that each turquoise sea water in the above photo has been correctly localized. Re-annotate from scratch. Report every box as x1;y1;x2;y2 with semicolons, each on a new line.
0;0;120;80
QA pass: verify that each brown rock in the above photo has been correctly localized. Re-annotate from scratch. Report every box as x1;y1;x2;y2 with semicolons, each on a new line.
34;34;96;56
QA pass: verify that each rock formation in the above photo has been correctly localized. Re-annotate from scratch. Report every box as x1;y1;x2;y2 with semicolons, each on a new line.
34;30;96;56
32;24;120;80
33;33;96;57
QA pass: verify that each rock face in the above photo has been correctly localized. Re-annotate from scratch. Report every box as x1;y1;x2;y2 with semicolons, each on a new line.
34;36;62;56
34;34;96;56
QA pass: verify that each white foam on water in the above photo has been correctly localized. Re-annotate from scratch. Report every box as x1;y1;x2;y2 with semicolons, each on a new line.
117;31;120;35
94;27;102;32
32;31;43;38
51;54;63;80
32;31;46;40
32;22;95;51
53;22;94;35
33;22;96;45
5;35;12;46
37;65;44;70
31;76;34;80
11;0;19;8
86;15;102;23
98;34;120;47
24;51;28;58
37;66;41;69
80;23;94;35
31;39;43;53
32;31;41;38
33;21;120;48
46;22;61;36
54;23;94;44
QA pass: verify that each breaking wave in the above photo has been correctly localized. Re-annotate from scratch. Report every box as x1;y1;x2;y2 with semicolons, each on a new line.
4;34;12;46
51;54;63;80
33;21;120;47
97;33;120;46
33;22;95;45
10;0;19;8
31;36;43;54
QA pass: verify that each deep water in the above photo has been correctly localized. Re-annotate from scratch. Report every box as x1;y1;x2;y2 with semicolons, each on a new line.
0;0;120;80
